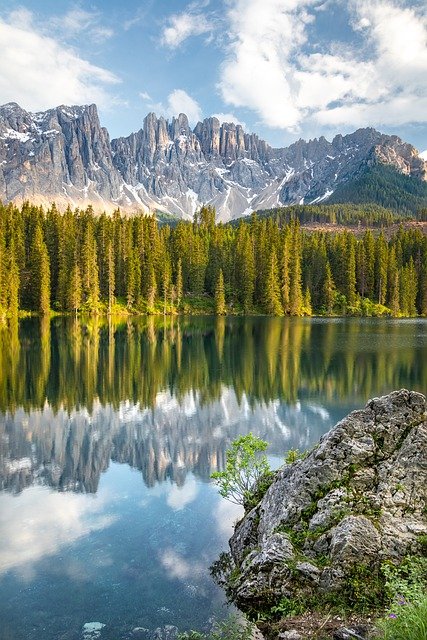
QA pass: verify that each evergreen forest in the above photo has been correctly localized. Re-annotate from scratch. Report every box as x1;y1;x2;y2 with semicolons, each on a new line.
0;201;426;319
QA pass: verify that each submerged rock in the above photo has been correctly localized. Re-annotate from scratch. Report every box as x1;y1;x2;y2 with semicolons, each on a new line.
217;390;427;625
82;622;106;639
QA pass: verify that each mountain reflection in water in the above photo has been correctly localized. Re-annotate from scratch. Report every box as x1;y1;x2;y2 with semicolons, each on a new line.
1;316;426;495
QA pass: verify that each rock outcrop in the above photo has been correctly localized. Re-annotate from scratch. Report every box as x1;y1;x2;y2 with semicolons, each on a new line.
0;102;426;220
219;390;427;631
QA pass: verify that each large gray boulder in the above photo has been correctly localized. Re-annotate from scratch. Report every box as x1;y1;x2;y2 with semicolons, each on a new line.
221;390;427;614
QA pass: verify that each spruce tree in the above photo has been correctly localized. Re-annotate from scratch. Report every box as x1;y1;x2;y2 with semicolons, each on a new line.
215;269;226;315
375;232;388;305
7;249;20;319
344;234;357;307
29;223;51;315
175;258;183;311
264;251;283;315
387;246;400;316
108;240;115;314
323;261;336;315
81;224;100;312
69;261;82;316
288;224;303;315
280;230;290;313
147;266;157;312
303;287;312;316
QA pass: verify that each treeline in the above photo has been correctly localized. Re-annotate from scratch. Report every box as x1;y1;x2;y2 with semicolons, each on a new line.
0;201;426;318
328;164;427;214
255;202;408;228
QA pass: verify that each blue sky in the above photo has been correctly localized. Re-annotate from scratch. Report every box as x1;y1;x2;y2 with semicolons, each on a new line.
0;0;426;152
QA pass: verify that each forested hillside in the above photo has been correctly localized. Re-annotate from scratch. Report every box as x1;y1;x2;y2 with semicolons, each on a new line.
0;202;426;318
328;164;427;214
250;203;409;228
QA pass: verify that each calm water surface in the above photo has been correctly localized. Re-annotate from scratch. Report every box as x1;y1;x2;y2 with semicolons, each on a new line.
0;316;426;640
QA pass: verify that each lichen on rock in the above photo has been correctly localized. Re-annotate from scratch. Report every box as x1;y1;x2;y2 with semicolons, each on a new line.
214;390;427;627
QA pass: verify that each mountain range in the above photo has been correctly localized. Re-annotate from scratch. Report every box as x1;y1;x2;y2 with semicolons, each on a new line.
0;101;426;221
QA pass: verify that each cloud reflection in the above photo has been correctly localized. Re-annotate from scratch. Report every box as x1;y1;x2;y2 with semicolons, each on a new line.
166;475;198;511
0;486;116;578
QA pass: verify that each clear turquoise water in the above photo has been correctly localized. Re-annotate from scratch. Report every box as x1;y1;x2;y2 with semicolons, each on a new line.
0;316;426;640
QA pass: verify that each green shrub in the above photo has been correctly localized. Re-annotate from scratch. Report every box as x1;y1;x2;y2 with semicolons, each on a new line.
211;433;270;506
178;615;255;640
378;557;427;639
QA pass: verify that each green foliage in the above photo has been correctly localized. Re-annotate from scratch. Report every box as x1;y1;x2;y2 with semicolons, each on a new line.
0;201;426;318
214;269;226;315
329;164;427;214
382;557;427;612
378;598;427;640
378;557;427;640
211;433;270;506
284;448;305;464
269;597;305;619
178;615;255;640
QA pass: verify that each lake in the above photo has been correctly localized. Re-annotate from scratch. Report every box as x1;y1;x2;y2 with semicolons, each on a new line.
0;316;426;640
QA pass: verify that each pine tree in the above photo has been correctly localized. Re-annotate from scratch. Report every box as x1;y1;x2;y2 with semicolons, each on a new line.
363;230;375;299
400;258;418;316
235;226;255;313
303;287;312;316
7;248;20;319
288;224;303;315
323;261;336;315
175;258;183;311
146;266;157;312
375;232;388;305
69;261;82;316
344;234;356;307
29;223;51;315
81;224;100;312
0;223;6;314
280;230;290;313
108;240;115;314
163;260;172;315
419;243;427;316
264;250;283;315
387;246;400;316
215;269;226;315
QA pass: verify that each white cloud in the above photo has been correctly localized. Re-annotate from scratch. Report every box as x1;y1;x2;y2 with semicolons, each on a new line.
139;91;152;101
220;0;317;130
420;150;427;160
0;10;120;111
149;89;202;125
161;12;211;48
212;112;247;129
50;8;114;43
219;0;427;131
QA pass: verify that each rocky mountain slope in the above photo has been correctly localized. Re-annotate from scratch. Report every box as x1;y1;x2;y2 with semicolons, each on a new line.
0;102;426;221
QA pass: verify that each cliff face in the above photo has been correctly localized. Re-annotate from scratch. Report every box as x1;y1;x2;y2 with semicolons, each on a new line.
0;102;426;220
219;390;427;636
0;102;122;208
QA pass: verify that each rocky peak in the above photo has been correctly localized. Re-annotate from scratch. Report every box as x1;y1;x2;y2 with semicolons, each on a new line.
0;102;426;219
170;113;191;139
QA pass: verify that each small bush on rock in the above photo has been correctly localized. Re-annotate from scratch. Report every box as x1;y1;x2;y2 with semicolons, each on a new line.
211;433;271;506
